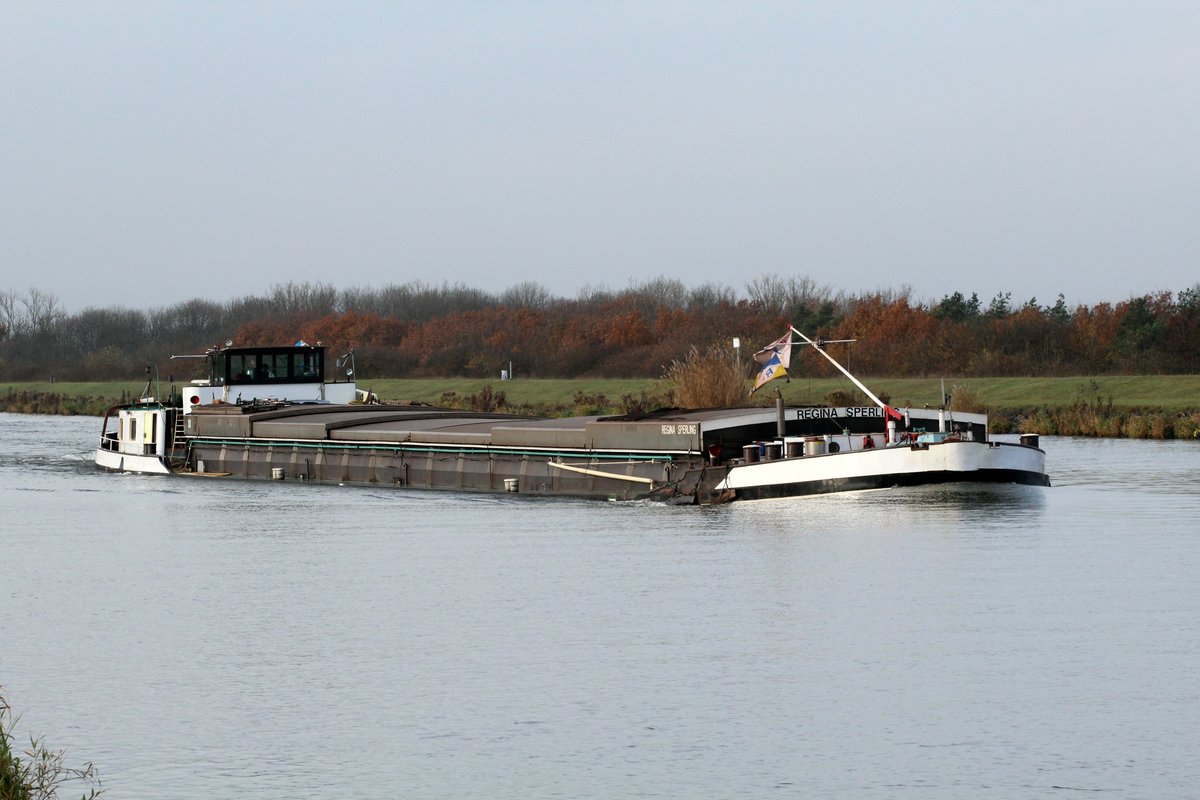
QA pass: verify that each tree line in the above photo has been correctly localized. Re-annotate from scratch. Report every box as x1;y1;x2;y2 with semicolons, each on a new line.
2;277;1198;382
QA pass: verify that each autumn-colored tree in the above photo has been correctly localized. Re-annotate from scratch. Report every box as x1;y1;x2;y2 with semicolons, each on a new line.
4;279;1200;381
830;296;938;376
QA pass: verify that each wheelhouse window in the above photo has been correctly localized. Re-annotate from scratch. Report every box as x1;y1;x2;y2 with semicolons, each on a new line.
293;350;320;380
261;353;289;380
216;347;325;385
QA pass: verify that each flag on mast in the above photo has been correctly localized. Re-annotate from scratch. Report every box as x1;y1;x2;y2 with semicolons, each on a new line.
750;331;793;394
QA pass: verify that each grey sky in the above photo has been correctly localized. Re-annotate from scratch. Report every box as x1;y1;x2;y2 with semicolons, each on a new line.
3;1;1198;313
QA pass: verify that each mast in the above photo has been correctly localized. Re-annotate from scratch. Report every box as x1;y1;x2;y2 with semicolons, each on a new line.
789;325;889;412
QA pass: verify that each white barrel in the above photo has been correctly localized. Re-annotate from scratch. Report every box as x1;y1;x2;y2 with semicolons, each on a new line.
504;478;520;492
271;467;286;480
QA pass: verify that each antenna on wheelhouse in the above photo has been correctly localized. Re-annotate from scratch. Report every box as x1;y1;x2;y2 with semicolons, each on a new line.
141;362;160;402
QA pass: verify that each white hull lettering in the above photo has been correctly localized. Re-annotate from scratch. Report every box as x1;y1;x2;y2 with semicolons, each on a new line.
795;406;881;421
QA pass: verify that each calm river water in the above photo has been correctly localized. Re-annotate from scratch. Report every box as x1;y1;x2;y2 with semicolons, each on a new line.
2;413;1199;798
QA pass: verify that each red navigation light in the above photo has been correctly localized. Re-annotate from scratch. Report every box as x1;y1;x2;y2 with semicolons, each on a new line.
190;395;201;405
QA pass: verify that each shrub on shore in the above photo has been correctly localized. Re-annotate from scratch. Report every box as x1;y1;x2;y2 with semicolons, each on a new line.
663;344;748;409
948;384;986;413
1175;414;1200;439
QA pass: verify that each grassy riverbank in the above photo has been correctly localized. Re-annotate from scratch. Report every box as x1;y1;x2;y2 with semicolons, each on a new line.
1;383;145;416
4;375;1199;438
292;374;1200;412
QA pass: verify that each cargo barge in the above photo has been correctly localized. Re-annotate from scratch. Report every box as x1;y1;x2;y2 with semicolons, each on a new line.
95;336;1050;503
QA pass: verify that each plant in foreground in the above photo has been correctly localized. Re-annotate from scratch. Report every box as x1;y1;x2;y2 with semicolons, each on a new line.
0;688;101;800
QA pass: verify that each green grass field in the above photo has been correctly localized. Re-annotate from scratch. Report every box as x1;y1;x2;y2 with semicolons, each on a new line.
362;375;1200;410
5;374;1198;412
778;375;1200;411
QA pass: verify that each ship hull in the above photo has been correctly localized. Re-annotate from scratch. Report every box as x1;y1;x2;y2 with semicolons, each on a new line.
94;447;172;475
715;440;1049;500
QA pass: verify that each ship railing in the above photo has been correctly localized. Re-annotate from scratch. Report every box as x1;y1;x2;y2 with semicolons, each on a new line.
98;404;123;452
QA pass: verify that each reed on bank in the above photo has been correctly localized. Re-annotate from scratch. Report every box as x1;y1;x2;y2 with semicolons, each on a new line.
992;403;1200;439
0;687;101;800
